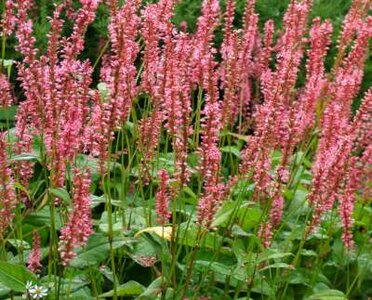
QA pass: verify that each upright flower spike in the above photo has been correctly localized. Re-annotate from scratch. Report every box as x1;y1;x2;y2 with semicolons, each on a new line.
155;169;171;225
257;19;274;76
15;0;37;64
14;1;45;170
46;1;98;172
0;74;13;108
269;187;284;228
101;0;140;132
239;0;313;246
196;53;226;228
320;15;371;145
58;169;93;266
14;0;99;188
163;31;193;187
338;157;358;249
308;89;371;238
14;0;42;141
140;0;176;97
138;0;178;182
199;56;222;188
0;134;16;240
28;230;42;274
242;0;312;182
238;0;258;120
258;222;272;248
330;16;372;127
309;134;352;230
222;0;235;46
84;91;110;175
138;0;174;162
1;0;16;36
295;18;332;137
191;0;221;84
335;0;370;70
43;4;65;154
271;0;312;137
62;0;100;59
13;103;34;194
45;59;94;188
349;89;372;147
220;0;243;127
197;183;226;229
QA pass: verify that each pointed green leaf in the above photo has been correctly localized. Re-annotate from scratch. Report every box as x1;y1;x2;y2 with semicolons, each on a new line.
0;262;36;292
99;281;144;297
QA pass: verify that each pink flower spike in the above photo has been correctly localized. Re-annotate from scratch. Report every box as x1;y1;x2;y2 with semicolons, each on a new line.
58;169;93;266
155;169;171;225
28;230;42;274
0;134;16;240
0;74;14;108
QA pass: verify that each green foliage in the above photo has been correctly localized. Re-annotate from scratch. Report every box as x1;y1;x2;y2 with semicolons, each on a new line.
0;262;36;293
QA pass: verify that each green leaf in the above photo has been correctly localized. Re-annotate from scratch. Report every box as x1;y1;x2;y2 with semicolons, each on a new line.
99;266;119;283
287;269;311;287
0;283;11;297
257;250;294;263
124;121;134;134
135;226;172;241
98;212;124;233
0;59;14;68
306;289;347;300
11;153;40;162
236;205;262;230
181;186;197;204
286;186;309;216
40;275;90;296
97;82;108;99
137;277;163;299
24;207;62;229
7;239;31;250
0;106;17;121
99;281;145;297
176;223;223;249
221;146;241;158
225;132;250;142
49;187;71;204
195;261;234;277
0;262;36;292
75;154;121;177
70;233;134;268
231;225;251;237
211;202;235;227
251;276;274;297
13;182;32;201
91;195;123;208
301;249;318;257
259;263;295;272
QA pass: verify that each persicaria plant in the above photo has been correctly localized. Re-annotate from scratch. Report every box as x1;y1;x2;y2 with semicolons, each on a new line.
0;0;371;299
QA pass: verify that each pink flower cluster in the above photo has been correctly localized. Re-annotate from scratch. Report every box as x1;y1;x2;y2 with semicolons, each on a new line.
0;134;16;240
237;0;371;247
308;9;371;247
1;0;17;36
0;74;13;108
309;90;371;248
28;230;42;274
58;169;93;266
155;169;171;225
2;0;370;252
